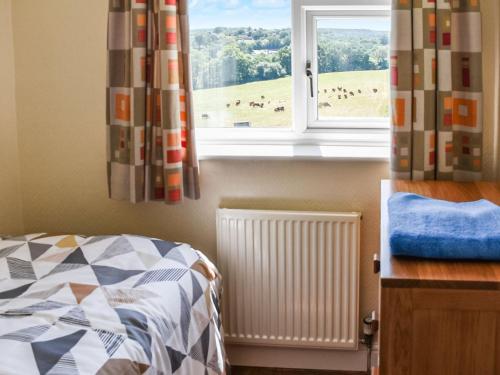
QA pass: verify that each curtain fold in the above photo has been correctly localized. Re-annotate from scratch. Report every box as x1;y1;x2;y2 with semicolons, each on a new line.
107;0;200;204
390;0;482;181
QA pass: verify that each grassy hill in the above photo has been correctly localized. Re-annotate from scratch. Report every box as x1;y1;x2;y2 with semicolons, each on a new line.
193;69;389;128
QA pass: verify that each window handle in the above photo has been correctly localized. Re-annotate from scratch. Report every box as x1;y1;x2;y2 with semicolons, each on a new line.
306;61;314;98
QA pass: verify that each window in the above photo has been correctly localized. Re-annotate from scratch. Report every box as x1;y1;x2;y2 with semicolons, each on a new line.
190;0;391;158
190;0;292;129
305;11;390;129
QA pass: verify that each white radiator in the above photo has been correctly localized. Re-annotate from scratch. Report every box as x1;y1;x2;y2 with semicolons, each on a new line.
216;208;361;350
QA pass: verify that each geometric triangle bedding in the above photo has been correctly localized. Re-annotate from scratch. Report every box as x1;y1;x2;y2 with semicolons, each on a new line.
0;234;226;375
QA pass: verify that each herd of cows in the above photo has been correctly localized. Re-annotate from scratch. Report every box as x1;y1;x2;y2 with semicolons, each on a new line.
199;86;380;120
318;86;379;108
200;94;287;119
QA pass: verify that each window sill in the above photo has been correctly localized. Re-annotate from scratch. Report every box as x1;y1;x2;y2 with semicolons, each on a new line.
196;128;390;161
198;143;390;161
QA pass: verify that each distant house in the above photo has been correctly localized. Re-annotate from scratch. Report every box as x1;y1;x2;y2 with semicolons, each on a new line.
252;49;279;56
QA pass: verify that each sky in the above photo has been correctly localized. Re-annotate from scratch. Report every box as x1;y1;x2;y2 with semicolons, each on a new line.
189;0;390;30
189;0;291;29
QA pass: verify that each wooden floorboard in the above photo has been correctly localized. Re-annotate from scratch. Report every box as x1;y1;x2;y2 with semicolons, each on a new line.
231;367;367;375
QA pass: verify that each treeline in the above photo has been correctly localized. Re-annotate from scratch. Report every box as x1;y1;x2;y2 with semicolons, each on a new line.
190;27;388;90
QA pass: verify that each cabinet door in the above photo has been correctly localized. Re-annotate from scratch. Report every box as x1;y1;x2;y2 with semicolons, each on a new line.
380;287;500;375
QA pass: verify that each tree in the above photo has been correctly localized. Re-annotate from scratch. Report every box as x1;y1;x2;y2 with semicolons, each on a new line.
345;48;373;71
193;34;205;49
317;44;341;73
371;46;389;70
189;26;389;90
255;61;284;80
278;46;292;75
221;45;252;85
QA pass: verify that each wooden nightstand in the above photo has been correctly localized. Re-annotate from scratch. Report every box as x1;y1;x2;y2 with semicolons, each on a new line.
378;180;500;375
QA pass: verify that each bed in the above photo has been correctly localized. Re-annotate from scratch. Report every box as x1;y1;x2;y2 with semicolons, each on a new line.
0;233;226;375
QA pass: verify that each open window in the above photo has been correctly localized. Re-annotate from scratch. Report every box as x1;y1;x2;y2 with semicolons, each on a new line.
303;7;390;129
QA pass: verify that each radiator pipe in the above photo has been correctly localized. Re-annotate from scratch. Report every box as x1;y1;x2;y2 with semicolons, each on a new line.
360;311;379;375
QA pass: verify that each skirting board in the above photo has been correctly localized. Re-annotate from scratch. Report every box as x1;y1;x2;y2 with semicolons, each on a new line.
227;344;379;372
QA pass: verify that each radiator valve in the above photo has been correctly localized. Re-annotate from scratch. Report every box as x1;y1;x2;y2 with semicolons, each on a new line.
361;311;379;350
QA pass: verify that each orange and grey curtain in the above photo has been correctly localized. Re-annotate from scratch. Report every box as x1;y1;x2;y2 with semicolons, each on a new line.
390;0;482;181
107;0;200;204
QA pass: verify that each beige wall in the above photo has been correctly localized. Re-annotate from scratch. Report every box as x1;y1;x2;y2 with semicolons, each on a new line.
0;0;23;235
9;0;499;321
482;0;500;181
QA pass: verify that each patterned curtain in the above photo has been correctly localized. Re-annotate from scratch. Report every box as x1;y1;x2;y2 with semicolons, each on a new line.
390;0;482;181
107;0;200;204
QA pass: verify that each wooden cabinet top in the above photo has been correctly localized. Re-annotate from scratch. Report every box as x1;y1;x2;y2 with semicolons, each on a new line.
380;179;500;289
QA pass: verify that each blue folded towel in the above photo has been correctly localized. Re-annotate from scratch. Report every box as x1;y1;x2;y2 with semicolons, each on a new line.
389;193;500;260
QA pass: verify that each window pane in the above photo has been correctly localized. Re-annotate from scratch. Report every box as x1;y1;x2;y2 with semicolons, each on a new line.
189;0;292;128
316;17;389;120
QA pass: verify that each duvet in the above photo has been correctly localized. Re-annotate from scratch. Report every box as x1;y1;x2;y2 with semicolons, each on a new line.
0;234;226;375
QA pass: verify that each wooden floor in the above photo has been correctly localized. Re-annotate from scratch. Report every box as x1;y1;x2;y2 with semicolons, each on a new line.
231;367;366;375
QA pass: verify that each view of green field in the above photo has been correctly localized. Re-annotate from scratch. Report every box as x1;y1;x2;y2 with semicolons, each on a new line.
193;69;389;128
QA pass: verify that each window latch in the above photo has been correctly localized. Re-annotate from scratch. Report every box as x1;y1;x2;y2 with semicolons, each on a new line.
306;61;314;98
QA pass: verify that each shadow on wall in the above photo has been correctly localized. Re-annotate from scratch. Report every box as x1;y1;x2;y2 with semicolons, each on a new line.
219;197;368;213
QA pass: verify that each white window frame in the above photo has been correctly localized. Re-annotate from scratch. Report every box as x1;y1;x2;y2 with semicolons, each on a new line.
196;0;391;160
304;9;390;130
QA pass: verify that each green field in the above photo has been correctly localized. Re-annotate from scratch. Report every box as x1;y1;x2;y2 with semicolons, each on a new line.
193;70;389;128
